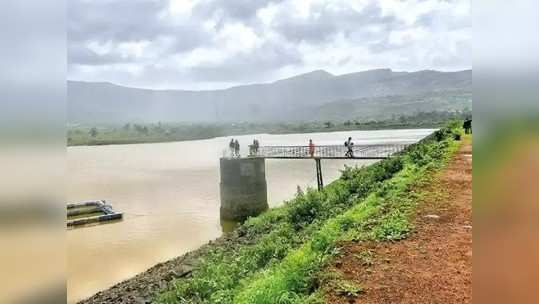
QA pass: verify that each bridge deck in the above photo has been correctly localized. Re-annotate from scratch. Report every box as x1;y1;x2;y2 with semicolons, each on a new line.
251;144;408;160
256;156;389;160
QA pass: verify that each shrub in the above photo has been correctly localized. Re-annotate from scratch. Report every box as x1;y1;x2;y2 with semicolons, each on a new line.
287;190;325;230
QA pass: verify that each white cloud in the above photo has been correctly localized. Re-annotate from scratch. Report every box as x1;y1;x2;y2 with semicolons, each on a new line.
117;41;150;58
388;28;428;46
68;0;472;90
379;0;440;25
168;0;199;16
86;40;113;56
177;47;227;67
257;4;278;26
217;23;262;52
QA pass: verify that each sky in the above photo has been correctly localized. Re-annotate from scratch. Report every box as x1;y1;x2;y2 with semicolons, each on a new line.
67;0;471;90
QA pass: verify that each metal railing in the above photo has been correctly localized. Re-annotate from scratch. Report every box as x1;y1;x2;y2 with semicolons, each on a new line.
254;144;408;159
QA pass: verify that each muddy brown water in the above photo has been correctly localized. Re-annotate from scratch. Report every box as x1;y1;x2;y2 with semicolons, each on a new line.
67;129;433;303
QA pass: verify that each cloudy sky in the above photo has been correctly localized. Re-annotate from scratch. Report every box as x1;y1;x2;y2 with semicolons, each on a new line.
68;0;471;90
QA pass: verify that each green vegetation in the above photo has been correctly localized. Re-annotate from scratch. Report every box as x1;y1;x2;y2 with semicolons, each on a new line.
154;121;462;304
312;90;471;122
67;110;470;146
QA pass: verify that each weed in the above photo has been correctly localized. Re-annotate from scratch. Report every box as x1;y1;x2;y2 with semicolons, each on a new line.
335;280;364;297
354;250;375;266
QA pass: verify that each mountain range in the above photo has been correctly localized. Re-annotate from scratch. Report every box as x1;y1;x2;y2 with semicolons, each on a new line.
68;68;472;124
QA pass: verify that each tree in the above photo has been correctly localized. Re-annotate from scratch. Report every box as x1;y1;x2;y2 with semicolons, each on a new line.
123;123;131;131
155;121;164;133
134;124;148;135
89;127;98;138
398;115;407;124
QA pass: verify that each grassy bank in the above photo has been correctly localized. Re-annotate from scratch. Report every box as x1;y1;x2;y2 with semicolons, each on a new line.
154;121;462;304
322;133;472;303
67;111;469;146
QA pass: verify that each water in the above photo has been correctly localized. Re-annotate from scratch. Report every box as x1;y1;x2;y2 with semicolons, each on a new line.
67;128;433;303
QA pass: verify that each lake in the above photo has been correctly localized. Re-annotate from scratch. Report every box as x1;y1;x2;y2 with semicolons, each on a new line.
67;128;434;303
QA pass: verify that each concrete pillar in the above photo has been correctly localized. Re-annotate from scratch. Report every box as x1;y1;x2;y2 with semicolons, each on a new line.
219;157;268;221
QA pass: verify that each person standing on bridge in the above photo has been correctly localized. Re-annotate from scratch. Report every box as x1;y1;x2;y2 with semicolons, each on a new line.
229;139;235;158
254;139;260;155
309;139;315;157
249;140;255;156
249;139;258;156
234;139;240;157
345;137;354;158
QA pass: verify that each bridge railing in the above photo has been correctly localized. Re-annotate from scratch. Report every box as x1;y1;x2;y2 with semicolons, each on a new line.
254;144;408;159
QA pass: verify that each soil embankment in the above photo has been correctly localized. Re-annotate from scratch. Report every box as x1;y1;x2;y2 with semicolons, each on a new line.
326;136;472;303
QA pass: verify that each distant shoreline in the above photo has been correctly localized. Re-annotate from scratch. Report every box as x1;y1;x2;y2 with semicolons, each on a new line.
67;123;443;147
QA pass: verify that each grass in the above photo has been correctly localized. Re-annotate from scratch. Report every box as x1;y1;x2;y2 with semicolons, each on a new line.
154;120;463;304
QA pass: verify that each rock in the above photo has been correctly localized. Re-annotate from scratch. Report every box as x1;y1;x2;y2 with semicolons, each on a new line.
134;296;149;304
164;270;180;281
179;265;194;277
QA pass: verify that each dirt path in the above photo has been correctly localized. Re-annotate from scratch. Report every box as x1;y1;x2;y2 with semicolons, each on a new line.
326;137;472;304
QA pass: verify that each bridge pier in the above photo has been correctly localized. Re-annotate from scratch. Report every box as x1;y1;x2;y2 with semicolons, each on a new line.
315;158;324;191
219;157;268;221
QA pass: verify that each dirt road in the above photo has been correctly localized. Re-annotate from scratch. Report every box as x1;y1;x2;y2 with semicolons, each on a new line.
327;136;472;303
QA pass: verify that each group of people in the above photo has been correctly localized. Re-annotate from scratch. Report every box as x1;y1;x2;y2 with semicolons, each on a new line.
229;136;356;158
228;139;241;157
249;139;260;156
228;138;260;158
308;137;355;158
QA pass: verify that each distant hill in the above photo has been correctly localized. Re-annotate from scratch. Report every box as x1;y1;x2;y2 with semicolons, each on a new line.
68;68;471;124
303;89;472;121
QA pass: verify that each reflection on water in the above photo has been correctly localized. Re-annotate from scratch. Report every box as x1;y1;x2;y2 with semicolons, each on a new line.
67;129;433;303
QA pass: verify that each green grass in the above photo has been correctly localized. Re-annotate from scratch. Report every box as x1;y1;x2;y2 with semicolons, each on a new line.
154;121;463;304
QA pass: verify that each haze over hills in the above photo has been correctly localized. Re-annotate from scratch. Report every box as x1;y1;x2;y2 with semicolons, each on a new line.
68;68;472;124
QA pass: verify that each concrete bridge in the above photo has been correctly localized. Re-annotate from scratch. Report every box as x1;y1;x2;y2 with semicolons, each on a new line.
220;143;408;222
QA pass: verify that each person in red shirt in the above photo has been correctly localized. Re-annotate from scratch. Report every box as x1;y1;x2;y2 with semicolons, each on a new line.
308;139;315;157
